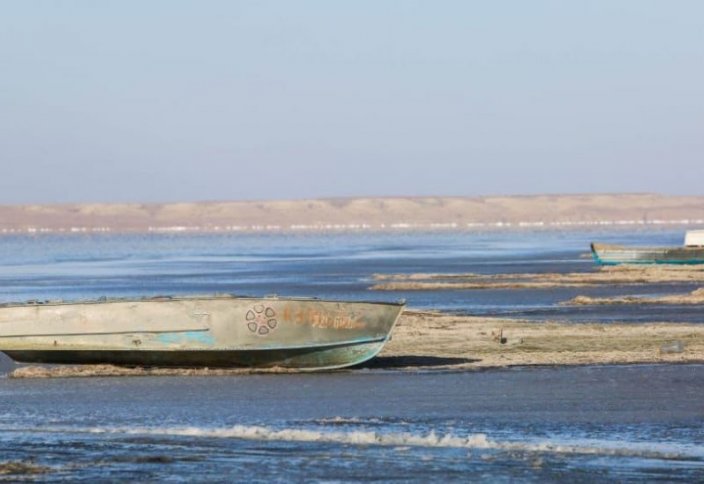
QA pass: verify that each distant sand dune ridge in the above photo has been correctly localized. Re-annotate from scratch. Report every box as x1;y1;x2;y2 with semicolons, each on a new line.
1;193;703;234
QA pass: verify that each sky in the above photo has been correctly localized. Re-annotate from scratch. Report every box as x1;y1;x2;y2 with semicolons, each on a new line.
1;1;703;204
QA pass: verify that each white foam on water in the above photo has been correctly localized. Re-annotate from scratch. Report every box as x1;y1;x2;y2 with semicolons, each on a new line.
69;424;702;461
1;421;700;462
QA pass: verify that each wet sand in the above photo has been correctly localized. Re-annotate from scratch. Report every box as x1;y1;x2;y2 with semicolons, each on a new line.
0;461;50;476
371;265;704;290
8;365;299;378
7;310;704;377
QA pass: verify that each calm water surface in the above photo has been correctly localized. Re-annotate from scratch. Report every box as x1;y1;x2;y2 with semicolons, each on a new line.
0;229;700;322
0;230;702;481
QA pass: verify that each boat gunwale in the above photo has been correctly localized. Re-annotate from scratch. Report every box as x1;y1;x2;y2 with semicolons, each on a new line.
0;295;407;310
590;242;704;252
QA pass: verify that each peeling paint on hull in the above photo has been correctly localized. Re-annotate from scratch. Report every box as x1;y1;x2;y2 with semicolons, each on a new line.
0;296;404;371
591;243;704;265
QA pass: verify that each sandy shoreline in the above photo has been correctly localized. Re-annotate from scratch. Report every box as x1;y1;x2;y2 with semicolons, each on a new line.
6;310;703;378
371;265;704;291
565;288;704;306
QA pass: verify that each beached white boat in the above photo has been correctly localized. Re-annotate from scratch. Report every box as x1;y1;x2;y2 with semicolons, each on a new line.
591;230;704;265
0;295;404;371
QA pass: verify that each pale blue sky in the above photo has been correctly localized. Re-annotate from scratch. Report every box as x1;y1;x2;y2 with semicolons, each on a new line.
1;1;703;203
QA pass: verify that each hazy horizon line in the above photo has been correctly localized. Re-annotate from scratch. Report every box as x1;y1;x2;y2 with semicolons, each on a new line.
1;191;687;208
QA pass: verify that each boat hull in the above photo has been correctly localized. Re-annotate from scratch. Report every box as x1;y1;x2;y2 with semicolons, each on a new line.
0;296;404;370
591;243;704;265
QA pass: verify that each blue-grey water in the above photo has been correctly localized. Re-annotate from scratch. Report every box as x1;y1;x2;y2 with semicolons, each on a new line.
0;229;702;481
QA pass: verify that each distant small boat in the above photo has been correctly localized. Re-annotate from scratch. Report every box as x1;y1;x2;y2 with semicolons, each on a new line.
591;230;704;265
0;295;404;371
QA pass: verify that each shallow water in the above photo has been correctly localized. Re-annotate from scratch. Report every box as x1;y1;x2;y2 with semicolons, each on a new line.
1;365;703;481
0;229;700;323
0;229;703;480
